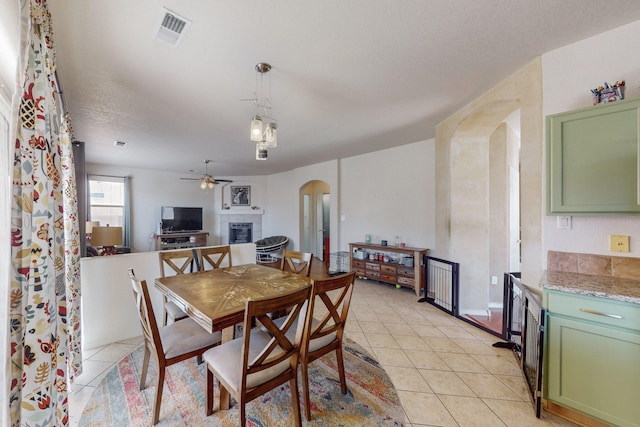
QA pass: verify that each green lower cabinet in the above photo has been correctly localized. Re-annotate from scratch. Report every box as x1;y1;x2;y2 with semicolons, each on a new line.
544;291;640;427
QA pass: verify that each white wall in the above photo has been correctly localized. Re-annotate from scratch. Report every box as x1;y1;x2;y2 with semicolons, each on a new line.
80;243;256;349
92;140;436;259
262;143;436;255
340;140;435;250
87;163;265;251
542;20;640;259
264;160;339;251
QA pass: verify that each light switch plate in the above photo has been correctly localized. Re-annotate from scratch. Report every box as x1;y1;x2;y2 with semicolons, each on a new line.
609;235;630;252
557;216;572;229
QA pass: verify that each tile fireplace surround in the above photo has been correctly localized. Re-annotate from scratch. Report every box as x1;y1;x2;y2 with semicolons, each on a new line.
218;211;262;245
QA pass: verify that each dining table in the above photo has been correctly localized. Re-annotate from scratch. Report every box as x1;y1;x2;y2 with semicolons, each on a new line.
154;263;311;410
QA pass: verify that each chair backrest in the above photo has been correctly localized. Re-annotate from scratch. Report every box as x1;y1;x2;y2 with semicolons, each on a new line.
159;249;199;277
241;284;312;392
304;272;356;352
200;245;232;270
128;269;163;358
280;250;313;277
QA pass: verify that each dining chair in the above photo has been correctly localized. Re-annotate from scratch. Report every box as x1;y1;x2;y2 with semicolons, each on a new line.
127;269;221;425
279;249;313;277
199;245;233;270
203;284;313;427
300;272;356;420
158;249;199;325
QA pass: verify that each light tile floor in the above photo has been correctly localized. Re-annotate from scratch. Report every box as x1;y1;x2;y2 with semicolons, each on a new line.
68;278;579;426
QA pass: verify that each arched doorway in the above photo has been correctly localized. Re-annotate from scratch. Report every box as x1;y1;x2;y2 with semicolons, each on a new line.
447;101;522;333
434;59;544;336
300;180;330;261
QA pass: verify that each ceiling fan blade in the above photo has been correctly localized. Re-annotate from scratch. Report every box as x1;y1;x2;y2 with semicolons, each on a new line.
180;177;201;181
213;179;233;184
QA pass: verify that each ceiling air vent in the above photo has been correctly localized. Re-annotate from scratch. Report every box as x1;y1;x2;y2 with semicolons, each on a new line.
154;8;192;47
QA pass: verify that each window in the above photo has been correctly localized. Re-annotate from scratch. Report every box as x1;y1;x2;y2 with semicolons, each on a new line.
89;175;124;226
88;175;130;247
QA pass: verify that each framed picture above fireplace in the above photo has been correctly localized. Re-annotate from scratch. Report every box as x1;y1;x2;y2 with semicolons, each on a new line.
230;185;251;206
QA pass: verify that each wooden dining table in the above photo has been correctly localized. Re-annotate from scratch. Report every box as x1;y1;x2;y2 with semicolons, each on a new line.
154;263;311;341
154;263;311;411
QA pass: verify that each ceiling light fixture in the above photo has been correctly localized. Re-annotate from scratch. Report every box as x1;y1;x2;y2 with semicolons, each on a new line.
179;160;233;190
247;63;278;160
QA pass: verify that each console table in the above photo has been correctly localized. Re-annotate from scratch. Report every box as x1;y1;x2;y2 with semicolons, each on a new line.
155;232;209;251
349;242;428;296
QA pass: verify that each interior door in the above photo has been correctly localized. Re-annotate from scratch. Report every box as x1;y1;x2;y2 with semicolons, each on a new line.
509;165;521;271
315;194;324;260
303;194;311;253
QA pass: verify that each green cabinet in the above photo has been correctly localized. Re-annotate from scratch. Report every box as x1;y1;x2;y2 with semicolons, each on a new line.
547;97;640;214
544;289;640;427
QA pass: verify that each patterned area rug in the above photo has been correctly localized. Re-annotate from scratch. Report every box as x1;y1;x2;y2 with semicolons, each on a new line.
79;338;405;426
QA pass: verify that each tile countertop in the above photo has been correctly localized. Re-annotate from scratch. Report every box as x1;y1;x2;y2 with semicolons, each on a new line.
541;270;640;305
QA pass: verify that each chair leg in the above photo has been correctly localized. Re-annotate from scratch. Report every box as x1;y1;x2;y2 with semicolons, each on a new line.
290;375;302;427
336;346;347;394
162;296;168;326
152;366;165;425
140;347;151;391
239;401;246;427
219;383;230;410
301;360;312;421
206;366;214;416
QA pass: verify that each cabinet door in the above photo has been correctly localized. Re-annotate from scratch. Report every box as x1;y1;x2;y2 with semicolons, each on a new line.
547;98;640;214
546;315;640;426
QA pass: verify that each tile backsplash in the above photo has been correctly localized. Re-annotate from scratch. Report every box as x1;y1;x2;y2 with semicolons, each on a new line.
548;250;640;280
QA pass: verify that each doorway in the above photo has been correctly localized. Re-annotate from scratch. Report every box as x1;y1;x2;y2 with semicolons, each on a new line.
455;109;522;336
460;110;520;334
434;60;543;339
300;180;330;261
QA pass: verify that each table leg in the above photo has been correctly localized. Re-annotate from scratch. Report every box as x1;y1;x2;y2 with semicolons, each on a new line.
221;325;235;343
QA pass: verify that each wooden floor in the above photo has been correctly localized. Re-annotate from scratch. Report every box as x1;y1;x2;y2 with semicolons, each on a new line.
465;309;504;335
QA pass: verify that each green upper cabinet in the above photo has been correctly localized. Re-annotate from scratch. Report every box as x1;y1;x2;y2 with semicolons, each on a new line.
547;97;640;214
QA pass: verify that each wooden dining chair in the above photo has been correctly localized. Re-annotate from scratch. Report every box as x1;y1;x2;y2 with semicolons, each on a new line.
127;269;221;425
280;249;313;276
199;245;233;270
203;284;313;427
300;272;356;420
158;249;199;325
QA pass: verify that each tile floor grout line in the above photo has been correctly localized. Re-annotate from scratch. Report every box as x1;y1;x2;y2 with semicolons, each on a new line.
68;277;577;427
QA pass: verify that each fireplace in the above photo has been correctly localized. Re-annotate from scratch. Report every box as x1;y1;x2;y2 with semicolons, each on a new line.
218;212;262;245
229;222;253;244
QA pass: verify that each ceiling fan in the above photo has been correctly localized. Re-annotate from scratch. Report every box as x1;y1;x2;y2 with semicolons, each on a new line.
180;160;232;189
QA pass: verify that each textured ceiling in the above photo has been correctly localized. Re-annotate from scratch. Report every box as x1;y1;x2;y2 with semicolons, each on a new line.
45;0;640;178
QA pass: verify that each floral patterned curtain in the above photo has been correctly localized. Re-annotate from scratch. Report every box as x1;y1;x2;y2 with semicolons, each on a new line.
9;0;82;425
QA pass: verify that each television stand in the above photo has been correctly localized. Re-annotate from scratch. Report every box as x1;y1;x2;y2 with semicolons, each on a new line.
155;231;208;251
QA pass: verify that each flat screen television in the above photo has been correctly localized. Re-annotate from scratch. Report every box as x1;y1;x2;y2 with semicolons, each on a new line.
161;206;203;232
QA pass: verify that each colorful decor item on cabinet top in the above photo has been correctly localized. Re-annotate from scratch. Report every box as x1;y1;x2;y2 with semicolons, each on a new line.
591;80;625;105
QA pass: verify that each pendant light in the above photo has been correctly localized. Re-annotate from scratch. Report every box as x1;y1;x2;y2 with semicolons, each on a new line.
245;63;278;157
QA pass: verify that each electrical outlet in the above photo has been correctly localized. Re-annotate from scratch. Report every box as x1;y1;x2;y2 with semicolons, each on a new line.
491;276;498;285
609;235;630;252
